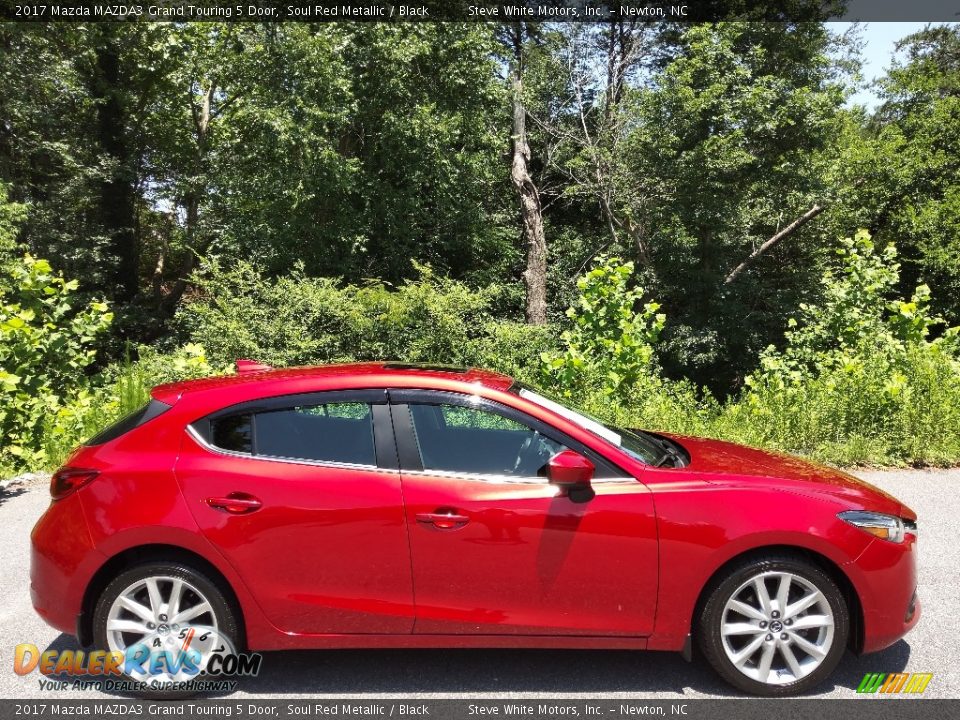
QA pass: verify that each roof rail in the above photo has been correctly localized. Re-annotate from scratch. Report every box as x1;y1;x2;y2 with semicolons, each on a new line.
235;359;274;374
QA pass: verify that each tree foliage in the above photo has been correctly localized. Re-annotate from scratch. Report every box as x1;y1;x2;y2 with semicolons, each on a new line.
865;25;960;322
542;257;664;397
174;259;554;380
0;253;112;468
2;21;960;470
736;231;960;464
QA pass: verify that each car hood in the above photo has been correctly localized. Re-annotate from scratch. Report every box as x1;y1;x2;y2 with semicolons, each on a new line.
653;432;914;519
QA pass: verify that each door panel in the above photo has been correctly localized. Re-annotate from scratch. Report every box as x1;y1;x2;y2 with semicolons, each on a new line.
175;396;413;635
402;472;658;635
394;396;658;637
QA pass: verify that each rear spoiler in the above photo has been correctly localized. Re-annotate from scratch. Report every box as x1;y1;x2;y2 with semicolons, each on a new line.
236;359;274;374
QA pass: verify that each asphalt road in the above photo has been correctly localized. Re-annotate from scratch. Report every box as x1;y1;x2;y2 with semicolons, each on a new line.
0;470;957;700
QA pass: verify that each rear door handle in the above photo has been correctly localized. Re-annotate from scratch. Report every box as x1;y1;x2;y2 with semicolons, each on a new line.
206;492;262;515
416;511;469;529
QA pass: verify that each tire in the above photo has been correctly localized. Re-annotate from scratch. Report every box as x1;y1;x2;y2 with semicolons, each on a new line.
696;554;849;696
93;561;240;698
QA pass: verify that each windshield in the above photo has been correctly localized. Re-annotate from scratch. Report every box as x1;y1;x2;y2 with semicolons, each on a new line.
512;384;665;465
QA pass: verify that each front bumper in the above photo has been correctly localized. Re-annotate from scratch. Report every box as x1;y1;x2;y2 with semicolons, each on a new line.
850;532;920;654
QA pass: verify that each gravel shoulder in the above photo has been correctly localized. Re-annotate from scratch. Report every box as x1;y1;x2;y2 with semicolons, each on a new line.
0;469;956;699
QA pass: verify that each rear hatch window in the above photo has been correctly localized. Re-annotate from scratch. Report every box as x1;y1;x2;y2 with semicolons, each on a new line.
85;399;172;446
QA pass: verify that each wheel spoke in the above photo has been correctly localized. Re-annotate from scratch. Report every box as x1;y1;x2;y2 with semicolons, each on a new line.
166;579;184;619
753;577;773;616
731;634;765;668
790;631;827;659
173;601;212;624
781;642;804;678
723;622;764;636
785;590;822;619
791;614;832;631
118;596;154;623
107;618;150;635
755;641;776;682
775;575;791;615
145;578;163;615
729;599;766;622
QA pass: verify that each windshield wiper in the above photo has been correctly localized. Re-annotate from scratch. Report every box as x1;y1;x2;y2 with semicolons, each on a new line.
654;452;677;467
649;435;683;467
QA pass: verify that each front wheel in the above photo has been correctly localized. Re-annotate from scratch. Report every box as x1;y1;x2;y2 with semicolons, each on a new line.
697;555;849;696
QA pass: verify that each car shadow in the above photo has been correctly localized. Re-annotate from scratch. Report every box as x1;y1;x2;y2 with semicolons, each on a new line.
822;639;912;693
0;486;27;506
40;634;912;697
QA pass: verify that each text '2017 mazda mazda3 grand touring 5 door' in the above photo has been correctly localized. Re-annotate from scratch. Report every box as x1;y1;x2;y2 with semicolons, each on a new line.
31;362;919;695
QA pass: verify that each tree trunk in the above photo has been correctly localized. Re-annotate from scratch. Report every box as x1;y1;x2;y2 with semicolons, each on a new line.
161;81;216;314
509;62;548;325
92;27;138;302
162;194;199;313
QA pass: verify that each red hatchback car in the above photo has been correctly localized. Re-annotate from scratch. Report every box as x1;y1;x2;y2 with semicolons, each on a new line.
31;362;919;695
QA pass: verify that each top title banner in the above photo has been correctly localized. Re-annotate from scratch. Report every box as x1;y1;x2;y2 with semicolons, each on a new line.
3;0;960;23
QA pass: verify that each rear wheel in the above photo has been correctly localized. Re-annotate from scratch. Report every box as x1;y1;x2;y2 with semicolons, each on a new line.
697;555;849;696
93;561;239;696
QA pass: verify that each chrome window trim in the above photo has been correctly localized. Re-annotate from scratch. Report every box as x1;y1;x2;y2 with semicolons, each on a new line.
410;467;637;486
186;426;635;486
186;424;395;475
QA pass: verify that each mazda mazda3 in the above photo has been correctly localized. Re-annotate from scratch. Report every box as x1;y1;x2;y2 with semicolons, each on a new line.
30;362;920;695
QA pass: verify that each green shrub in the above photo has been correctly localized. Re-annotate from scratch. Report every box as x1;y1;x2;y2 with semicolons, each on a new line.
532;256;720;442
11;230;960;475
0;254;113;472
174;259;550;372
531;238;960;467
541;256;665;398
719;231;960;465
467;320;557;383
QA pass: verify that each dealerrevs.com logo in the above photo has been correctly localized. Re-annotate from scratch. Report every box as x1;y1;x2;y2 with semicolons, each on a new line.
856;672;933;694
14;625;262;693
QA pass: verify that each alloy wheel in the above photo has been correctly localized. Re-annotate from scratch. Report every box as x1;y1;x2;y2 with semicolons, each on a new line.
105;575;222;681
719;570;835;686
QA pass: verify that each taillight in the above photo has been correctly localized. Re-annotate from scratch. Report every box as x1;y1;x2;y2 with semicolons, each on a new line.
50;467;99;500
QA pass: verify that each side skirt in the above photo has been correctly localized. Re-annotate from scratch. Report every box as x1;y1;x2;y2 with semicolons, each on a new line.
249;634;650;652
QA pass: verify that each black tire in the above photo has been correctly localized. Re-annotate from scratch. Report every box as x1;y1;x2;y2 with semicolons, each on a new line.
696;554;849;696
93;561;240;698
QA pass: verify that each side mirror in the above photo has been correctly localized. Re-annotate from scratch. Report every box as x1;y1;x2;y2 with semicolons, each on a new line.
547;450;595;502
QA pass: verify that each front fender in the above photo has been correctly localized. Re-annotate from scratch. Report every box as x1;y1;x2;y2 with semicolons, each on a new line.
645;480;872;651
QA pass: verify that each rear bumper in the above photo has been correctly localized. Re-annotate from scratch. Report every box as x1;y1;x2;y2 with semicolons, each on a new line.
850;533;920;654
30;493;103;638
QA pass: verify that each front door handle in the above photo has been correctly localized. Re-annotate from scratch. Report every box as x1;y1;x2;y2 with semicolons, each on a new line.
206;492;262;515
416;510;469;529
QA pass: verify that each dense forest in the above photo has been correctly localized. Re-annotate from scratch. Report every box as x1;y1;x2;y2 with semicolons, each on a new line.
2;19;960;472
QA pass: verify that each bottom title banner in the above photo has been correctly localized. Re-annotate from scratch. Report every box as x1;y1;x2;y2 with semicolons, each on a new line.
1;700;958;720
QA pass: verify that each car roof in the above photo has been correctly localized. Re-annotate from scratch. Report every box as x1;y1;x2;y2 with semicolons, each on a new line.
150;362;515;404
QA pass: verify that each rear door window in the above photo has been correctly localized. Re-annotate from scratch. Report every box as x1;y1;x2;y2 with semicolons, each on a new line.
255;401;376;466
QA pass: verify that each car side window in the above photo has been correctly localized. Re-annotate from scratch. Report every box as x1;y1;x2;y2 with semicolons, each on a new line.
256;401;376;465
407;403;566;478
208;401;377;466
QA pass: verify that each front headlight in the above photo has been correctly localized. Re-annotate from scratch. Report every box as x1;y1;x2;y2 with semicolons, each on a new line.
838;510;906;543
